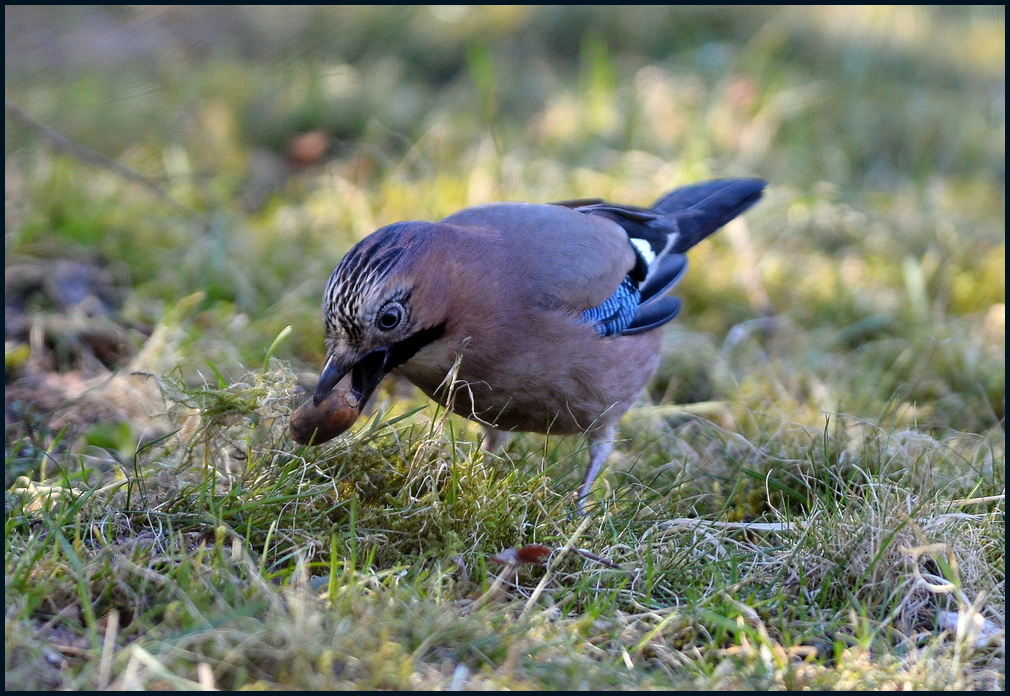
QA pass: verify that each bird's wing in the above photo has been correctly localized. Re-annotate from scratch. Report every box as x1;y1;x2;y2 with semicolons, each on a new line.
573;178;765;334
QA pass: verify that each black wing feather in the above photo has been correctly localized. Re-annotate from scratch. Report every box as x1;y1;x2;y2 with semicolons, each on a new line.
623;297;682;335
638;253;688;305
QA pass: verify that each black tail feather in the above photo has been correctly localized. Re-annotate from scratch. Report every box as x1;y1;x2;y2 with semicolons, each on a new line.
652;177;765;252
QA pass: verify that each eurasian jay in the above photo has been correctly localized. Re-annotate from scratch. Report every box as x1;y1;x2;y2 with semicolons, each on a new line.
312;178;765;513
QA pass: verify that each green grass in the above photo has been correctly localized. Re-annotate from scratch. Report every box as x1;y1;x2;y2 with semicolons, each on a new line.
5;6;1005;690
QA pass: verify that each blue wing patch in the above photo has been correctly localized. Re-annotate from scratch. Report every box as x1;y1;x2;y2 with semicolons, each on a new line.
580;277;641;336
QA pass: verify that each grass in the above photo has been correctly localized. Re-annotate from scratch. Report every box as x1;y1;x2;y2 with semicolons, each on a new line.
5;5;1005;690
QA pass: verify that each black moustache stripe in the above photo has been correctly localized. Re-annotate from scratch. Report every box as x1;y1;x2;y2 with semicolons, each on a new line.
386;322;447;370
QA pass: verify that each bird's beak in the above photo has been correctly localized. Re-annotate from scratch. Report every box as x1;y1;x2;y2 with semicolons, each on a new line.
313;349;389;410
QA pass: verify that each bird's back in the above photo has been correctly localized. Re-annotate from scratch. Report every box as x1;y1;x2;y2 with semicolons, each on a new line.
441;202;637;315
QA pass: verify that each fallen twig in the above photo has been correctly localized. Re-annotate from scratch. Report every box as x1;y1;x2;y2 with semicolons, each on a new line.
5;100;206;224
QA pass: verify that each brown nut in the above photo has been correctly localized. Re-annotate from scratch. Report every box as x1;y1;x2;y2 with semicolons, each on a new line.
290;388;361;445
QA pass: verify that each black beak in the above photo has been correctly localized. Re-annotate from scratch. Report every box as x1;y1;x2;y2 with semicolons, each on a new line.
313;349;389;410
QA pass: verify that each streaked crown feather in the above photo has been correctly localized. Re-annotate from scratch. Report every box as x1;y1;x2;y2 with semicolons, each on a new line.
322;222;431;341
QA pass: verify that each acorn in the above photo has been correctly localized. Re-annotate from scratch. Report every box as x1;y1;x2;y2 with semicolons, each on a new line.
289;387;361;445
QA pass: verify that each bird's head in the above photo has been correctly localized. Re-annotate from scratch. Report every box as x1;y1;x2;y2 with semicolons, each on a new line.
314;222;448;409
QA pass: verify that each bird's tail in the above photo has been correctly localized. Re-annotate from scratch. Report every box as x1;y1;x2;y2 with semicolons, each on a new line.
650;177;766;253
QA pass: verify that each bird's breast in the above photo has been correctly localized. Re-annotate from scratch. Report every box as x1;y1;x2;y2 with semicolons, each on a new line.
393;317;663;435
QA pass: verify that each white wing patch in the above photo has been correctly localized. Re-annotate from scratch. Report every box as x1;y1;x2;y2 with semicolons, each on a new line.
631;238;656;265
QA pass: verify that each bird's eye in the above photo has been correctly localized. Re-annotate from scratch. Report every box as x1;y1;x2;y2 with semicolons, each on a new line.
376;303;404;331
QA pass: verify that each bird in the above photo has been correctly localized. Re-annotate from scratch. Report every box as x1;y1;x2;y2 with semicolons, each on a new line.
311;178;765;514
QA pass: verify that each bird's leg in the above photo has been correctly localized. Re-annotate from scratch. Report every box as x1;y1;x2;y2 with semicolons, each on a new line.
481;427;510;453
576;424;615;516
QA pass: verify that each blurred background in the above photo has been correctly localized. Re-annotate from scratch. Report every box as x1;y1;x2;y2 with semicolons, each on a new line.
4;6;1005;460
